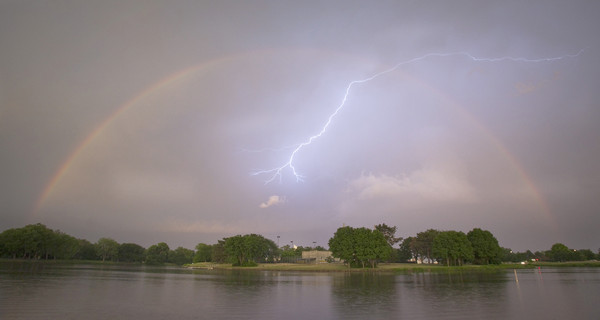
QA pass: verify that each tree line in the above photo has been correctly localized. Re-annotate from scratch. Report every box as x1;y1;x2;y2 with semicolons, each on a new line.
328;224;498;267
328;224;599;267
395;227;599;266
0;223;326;266
1;223;598;267
392;228;501;266
0;223;194;265
192;236;328;265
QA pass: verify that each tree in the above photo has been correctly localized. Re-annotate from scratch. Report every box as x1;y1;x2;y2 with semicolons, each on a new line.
413;229;440;264
118;243;146;262
10;223;56;259
328;226;391;268
328;226;357;267
467;228;502;265
0;228;22;259
432;231;473;266
356;228;392;268
548;243;583;262
146;242;170;264
193;243;212;262
75;239;98;260
169;247;194;265
279;245;301;263
578;249;596;261
95;238;119;262
211;241;227;263
549;243;569;262
374;223;402;247
223;234;278;266
224;235;247;265
51;231;80;260
396;237;414;262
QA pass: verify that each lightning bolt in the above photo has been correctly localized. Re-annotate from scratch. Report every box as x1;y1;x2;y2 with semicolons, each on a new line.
251;49;584;184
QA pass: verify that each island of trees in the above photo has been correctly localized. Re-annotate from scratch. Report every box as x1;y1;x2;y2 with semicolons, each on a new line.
0;223;598;268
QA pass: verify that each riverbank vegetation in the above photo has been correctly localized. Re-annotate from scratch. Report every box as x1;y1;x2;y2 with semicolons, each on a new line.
1;223;598;268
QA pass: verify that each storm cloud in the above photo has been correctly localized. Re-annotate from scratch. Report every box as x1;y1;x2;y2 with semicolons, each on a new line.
1;0;599;252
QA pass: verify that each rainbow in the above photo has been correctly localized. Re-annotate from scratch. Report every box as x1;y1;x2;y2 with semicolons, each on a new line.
32;50;259;216
33;47;555;228
419;79;555;226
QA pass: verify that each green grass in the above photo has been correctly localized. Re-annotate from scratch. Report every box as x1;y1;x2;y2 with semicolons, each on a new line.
185;262;354;272
529;261;600;268
184;261;600;272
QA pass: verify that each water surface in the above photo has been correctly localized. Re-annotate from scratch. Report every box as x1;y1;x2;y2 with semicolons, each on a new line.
1;262;598;319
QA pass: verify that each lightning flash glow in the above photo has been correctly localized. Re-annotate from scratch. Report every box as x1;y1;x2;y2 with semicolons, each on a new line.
251;50;584;184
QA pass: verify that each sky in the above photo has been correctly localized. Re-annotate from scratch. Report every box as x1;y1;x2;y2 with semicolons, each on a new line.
1;0;599;252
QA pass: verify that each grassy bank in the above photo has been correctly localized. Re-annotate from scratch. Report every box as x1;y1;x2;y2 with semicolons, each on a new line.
184;261;600;272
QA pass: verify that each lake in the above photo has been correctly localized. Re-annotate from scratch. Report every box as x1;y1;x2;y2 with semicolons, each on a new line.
1;261;598;319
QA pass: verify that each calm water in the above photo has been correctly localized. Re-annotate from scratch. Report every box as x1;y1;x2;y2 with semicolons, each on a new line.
1;262;598;319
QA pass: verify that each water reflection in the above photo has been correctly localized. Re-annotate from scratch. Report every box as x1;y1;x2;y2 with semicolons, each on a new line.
331;272;398;318
1;262;598;320
395;270;511;319
505;267;600;319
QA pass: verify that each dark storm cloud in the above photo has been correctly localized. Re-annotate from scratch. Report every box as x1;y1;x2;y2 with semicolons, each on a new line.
1;0;599;251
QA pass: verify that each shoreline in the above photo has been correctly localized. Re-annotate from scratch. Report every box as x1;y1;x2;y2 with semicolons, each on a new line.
3;259;598;272
184;261;600;272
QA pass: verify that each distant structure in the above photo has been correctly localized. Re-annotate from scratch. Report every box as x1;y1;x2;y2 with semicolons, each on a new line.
301;250;335;264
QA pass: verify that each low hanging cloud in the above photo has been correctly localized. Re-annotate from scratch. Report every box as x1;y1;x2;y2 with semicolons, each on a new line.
259;195;286;208
347;168;476;203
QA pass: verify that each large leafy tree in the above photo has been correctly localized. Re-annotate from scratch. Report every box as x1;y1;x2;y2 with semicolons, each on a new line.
413;229;440;264
146;242;170;264
328;226;391;268
328;226;356;266
224;235;248;265
0;228;24;258
223;234;278;266
356;228;392;268
24;223;54;259
169;247;194;265
211;240;227;263
95;238;119;262
467;228;502;265
0;224;97;260
193;243;213;262
50;231;80;260
432;231;473;266
118;243;146;262
549;243;572;262
374;223;402;247
578;249;596;261
396;237;415;262
75;239;98;260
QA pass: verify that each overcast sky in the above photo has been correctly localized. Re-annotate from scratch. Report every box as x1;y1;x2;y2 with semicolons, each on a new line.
1;0;599;251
